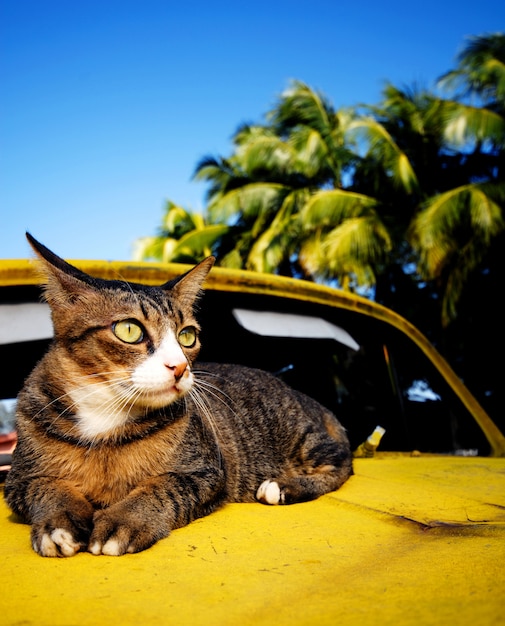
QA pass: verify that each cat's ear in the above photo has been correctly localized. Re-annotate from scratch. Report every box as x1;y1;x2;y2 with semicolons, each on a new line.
162;257;215;309
26;232;96;306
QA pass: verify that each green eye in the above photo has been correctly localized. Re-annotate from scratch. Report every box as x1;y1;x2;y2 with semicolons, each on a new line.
178;326;197;348
113;320;144;344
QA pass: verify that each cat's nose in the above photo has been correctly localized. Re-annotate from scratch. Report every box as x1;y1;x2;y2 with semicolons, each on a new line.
168;362;187;381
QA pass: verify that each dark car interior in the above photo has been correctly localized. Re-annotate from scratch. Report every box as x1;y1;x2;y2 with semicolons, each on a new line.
0;283;490;456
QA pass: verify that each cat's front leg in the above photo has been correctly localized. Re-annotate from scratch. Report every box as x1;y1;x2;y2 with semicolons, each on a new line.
89;469;225;556
25;480;95;557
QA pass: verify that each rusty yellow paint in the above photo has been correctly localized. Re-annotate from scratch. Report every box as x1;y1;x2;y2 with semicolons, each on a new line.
1;455;504;626
1;258;504;456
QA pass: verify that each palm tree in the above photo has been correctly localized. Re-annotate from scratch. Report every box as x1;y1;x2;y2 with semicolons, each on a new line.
193;81;393;287
408;34;505;324
409;183;504;324
138;35;504;325
341;72;504;325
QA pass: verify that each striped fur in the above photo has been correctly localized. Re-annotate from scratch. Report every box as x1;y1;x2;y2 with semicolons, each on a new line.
4;234;352;557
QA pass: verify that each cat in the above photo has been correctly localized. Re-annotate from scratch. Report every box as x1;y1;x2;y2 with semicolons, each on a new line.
4;233;353;557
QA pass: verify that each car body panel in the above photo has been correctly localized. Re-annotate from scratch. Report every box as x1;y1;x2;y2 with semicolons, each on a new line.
1;455;504;625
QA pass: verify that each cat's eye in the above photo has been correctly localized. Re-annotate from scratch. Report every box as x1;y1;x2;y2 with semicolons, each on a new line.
178;326;197;348
113;320;144;344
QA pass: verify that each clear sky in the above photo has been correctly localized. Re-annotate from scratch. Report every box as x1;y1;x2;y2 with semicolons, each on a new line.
1;0;504;261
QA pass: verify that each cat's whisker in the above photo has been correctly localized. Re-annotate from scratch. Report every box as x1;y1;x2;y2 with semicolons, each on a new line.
186;388;225;465
60;377;133;415
55;367;186;444
192;374;238;413
191;369;225;384
87;380;142;416
31;371;134;419
187;374;246;462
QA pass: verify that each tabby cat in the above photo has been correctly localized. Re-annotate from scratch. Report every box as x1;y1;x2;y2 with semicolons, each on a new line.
4;233;353;557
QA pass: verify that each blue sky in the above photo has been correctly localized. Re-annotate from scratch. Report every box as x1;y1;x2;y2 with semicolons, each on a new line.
1;0;504;261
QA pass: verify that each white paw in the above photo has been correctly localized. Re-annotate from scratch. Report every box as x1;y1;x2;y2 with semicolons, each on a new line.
89;538;123;556
256;480;281;505
37;528;80;557
101;538;122;556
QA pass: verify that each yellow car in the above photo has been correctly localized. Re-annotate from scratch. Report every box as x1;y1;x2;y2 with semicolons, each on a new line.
1;258;504;626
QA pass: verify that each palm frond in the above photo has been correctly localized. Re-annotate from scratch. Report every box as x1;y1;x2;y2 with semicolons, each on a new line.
167;224;230;262
207;182;290;224
269;80;335;136
301;189;379;229
287;127;329;178
323;215;392;266
442;101;505;146
297;214;392;289
160;201;196;236
235;134;295;177
233;123;282;148
219;248;244;269
132;236;167;261
468;186;505;239
347;117;419;193
298;231;326;279
193;155;237;182
483;57;505;101
410;183;505;279
438;33;505;104
193;155;247;203
246;190;303;273
439;228;504;326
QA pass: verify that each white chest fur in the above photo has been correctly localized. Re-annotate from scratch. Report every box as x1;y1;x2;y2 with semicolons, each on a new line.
69;383;133;440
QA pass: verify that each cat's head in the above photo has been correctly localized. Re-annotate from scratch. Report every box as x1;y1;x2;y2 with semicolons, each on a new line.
26;233;214;423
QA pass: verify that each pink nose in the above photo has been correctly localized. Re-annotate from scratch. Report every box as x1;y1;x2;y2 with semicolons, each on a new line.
168;361;187;381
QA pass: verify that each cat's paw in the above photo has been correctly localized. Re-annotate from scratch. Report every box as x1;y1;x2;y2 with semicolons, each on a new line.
27;486;95;557
89;536;124;557
89;506;166;556
35;528;82;557
31;511;92;557
256;480;284;505
88;519;134;556
46;528;81;557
